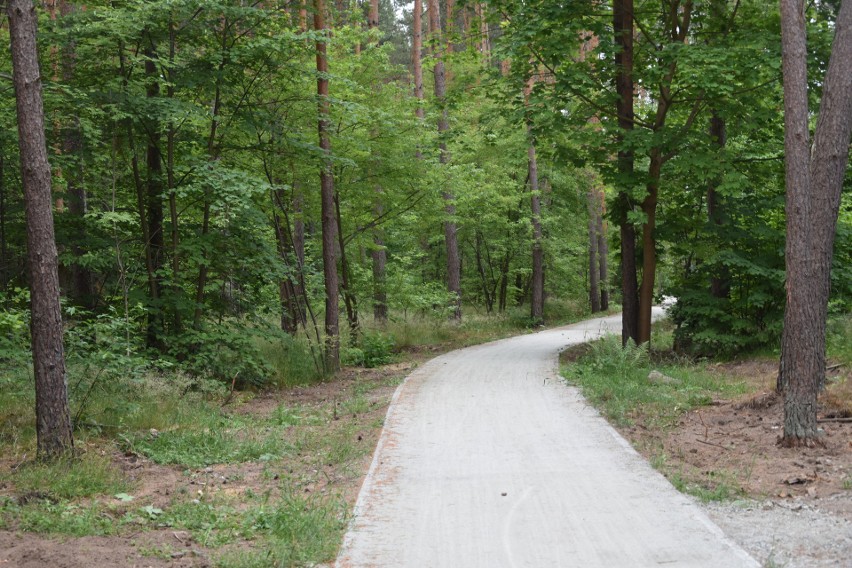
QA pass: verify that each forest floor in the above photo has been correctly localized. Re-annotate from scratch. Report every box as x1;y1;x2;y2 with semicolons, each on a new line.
1;322;851;567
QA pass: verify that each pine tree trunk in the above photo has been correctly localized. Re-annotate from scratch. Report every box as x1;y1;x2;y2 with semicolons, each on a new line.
316;0;340;371
413;0;424;122
335;194;360;344
614;0;639;345
778;0;852;446
429;0;461;320
7;0;74;458
529;134;544;323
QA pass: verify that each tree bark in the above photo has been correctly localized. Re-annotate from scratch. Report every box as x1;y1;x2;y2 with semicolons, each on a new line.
778;0;852;446
429;0;461;320
614;0;639;345
59;1;94;310
708;111;730;299
335;194;360;343
316;0;340;371
637;150;663;344
528;131;544;323
597;190;609;310
7;0;74;457
413;0;424;122
143;39;165;348
588;187;601;313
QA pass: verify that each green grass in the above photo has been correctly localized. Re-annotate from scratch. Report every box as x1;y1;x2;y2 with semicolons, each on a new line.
0;452;127;500
562;334;747;429
827;314;852;365
218;492;347;568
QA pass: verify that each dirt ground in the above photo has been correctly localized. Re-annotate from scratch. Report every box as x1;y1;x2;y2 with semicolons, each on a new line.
0;361;412;568
1;352;850;567
622;359;852;519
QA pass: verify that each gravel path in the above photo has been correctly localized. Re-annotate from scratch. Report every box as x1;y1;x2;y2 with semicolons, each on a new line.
336;312;759;567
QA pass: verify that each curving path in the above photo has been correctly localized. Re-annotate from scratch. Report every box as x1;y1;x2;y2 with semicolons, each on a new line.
336;312;759;567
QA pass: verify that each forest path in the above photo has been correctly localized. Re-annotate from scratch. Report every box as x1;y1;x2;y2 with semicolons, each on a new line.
335;311;758;567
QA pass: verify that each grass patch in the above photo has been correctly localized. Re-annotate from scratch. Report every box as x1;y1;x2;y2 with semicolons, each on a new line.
1;451;128;500
219;492;347;568
562;334;747;429
128;427;287;469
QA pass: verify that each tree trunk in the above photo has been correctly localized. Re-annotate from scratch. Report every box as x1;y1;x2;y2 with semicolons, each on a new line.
708;111;730;299
368;0;378;29
7;0;74;458
413;0;424;122
335;194;360;344
59;1;94;310
429;0;461;320
597;191;609;310
144;40;165;347
316;0;340;371
588;187;601;313
367;2;388;324
778;0;852;446
637;150;662;344
614;0;639;345
528;133;544;323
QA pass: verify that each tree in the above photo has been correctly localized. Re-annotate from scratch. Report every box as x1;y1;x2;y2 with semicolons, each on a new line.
777;0;852;446
6;0;74;457
316;0;341;371
429;0;461;320
612;0;639;345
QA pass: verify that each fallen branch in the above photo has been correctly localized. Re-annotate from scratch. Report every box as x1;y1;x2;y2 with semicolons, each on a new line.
817;417;852;423
696;439;730;450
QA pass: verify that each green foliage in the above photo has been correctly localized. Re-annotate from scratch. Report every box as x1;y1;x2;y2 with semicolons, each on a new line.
360;331;395;368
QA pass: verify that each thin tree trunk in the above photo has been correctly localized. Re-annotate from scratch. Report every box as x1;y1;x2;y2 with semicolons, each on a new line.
0;154;6;289
316;0;340;371
637;150;663;344
708;111;729;299
413;0;424;122
193;23;227;331
367;3;388;324
7;0;74;457
429;0;461;320
528;131;544;323
588;187;601;313
144;39;165;347
597;191;609;310
59;0;94;310
166;20;182;334
778;0;852;446
335;194;360;343
614;0;639;345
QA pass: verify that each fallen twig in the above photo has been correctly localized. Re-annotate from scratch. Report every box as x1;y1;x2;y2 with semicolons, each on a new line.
817;417;852;423
696;439;730;450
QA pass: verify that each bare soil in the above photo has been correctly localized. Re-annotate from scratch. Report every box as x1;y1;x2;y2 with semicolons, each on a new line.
623;359;852;517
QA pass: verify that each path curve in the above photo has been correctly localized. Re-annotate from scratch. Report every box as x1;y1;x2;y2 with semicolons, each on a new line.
336;312;759;567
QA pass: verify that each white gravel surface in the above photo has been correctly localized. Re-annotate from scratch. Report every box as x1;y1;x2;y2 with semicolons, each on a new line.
336;312;760;567
702;496;852;567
